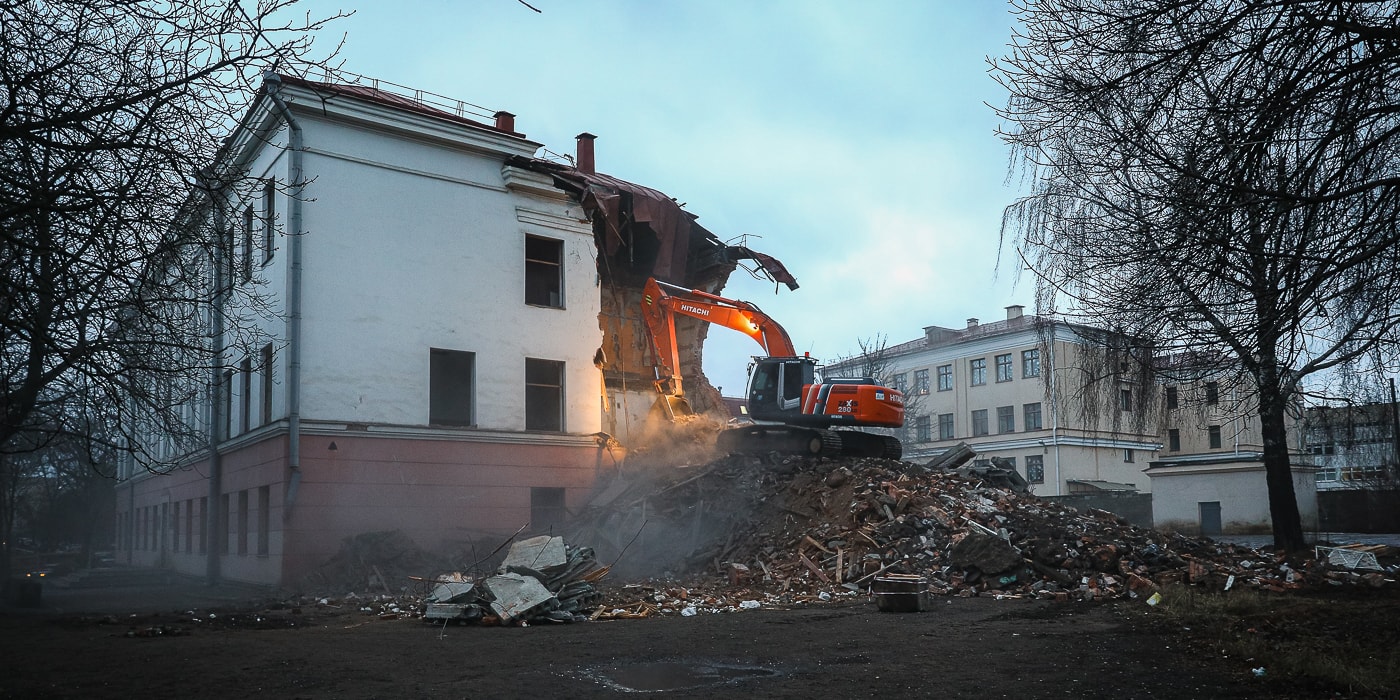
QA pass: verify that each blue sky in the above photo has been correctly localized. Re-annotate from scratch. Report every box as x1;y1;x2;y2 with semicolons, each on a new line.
299;0;1028;393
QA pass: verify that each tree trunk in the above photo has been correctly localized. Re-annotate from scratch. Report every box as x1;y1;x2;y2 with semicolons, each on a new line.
1259;388;1305;551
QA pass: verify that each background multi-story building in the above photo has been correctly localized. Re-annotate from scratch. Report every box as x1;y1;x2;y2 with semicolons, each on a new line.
1143;356;1315;535
1305;402;1400;488
824;306;1161;496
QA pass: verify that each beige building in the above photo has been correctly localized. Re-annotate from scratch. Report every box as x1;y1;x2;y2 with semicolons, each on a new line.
1146;361;1315;535
825;307;1161;496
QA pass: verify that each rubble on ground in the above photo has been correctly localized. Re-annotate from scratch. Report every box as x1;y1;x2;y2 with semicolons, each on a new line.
421;535;606;626
293;450;1395;625
565;451;1398;610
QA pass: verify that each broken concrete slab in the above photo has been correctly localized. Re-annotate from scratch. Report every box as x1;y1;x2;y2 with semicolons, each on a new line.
500;535;568;574
425;580;475;604
483;573;557;623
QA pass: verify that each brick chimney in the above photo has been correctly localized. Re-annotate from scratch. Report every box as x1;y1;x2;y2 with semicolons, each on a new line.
494;111;515;133
1006;305;1024;321
576;132;597;174
967;318;979;329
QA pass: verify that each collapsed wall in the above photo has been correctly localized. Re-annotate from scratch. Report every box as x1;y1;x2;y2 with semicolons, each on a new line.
507;153;797;454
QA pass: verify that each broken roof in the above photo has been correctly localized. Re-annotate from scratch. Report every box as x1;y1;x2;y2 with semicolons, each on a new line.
508;156;798;289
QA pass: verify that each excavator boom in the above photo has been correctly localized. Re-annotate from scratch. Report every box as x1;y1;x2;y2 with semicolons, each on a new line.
641;277;795;398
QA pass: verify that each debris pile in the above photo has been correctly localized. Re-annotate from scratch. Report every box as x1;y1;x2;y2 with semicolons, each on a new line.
422;535;606;626
296;451;1395;624
568;451;1397;608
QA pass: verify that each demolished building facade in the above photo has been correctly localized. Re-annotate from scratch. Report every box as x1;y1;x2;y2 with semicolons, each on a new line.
113;73;790;586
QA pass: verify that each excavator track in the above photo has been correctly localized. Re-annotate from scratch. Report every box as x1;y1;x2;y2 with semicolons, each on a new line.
716;426;902;460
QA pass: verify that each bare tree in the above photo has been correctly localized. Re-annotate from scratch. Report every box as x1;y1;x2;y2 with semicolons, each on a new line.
994;1;1400;550
1;1;343;459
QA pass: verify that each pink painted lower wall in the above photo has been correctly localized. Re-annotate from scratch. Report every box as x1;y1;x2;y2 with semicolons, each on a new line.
115;430;611;587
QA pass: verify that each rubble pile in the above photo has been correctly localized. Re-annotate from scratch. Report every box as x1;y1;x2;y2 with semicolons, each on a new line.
421;535;605;626
295;451;1394;625
570;451;1397;607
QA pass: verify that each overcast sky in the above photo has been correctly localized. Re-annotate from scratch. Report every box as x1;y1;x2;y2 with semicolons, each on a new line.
299;0;1029;393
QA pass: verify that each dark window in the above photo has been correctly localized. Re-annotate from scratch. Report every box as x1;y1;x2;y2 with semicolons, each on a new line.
914;369;930;395
996;354;1013;382
1168;428;1181;452
1022;349;1041;378
1165;387;1178;410
972;409;988;436
221;369;233;440
915;414;932;442
525;235;563;308
223;223;235;286
242;206;254;282
997;405;1015;433
260;344;274;425
970;358;987;386
531;487;566;533
1026;455;1044;484
237;490;249;556
171;501;180;555
891;373;907;392
262;179;276;263
1124;449;1135;463
218;493;230;555
1205;382;1219;405
257;486;270;556
1120;388;1132;411
240;356;252;433
429;348;475;426
525;358;565;431
938;413;954;440
1024;402;1042;431
198;497;208;554
937;364;953;391
184;498;194;553
1208;425;1222;449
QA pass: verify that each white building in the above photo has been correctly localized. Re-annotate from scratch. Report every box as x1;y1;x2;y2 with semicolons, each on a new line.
825;308;1161;496
115;73;789;585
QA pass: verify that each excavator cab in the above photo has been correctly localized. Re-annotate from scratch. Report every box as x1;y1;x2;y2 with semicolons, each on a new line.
746;356;816;423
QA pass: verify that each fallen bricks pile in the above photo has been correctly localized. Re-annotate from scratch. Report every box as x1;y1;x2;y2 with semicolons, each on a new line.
420;535;606;626
568;451;1398;611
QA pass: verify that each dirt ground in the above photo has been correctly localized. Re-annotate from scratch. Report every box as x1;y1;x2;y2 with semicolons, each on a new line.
1;580;1303;700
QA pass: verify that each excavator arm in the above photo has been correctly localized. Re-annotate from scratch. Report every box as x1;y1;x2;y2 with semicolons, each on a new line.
640;277;796;400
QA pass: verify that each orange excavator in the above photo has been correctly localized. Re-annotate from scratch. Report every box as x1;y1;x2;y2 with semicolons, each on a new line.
641;277;905;458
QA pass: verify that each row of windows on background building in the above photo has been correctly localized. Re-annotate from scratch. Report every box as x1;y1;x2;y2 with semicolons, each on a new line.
890;348;1036;394
893;349;1040;394
1164;382;1220;409
430;349;565;431
120;486;271;557
906;402;1044;443
1165;425;1225;452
